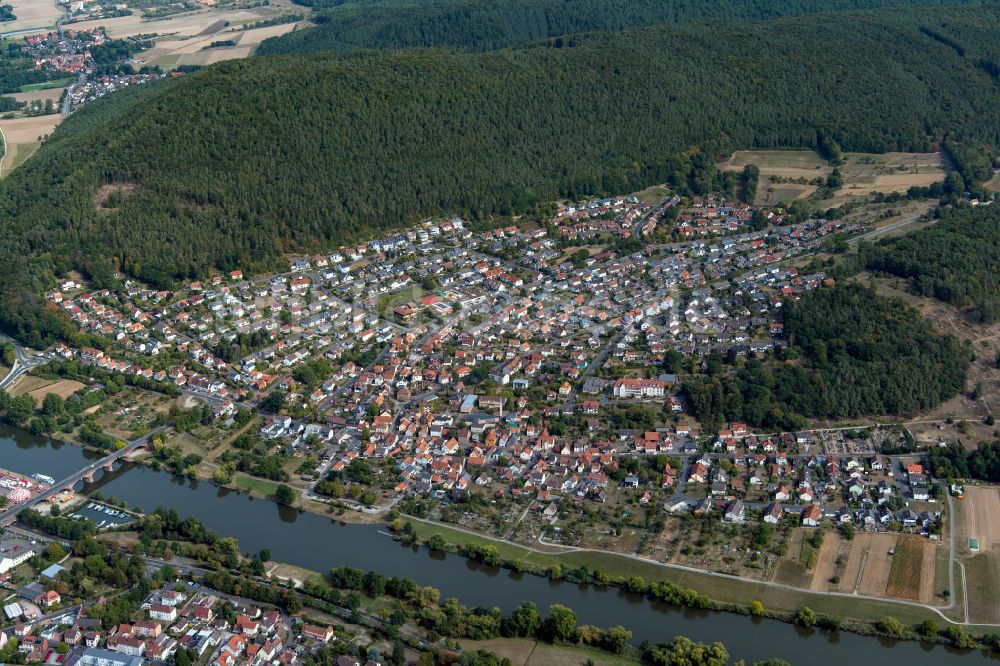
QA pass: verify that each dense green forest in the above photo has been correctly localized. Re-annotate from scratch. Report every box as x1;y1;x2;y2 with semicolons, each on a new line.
0;94;24;112
1;7;1000;344
0;46;65;93
683;285;970;430
259;0;990;54
861;204;1000;323
926;441;1000;481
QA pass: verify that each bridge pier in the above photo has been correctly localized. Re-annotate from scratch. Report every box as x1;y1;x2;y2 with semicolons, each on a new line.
102;461;114;472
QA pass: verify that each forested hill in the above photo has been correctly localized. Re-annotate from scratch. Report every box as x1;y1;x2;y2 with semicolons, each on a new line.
2;6;1000;345
258;0;989;55
861;204;1000;323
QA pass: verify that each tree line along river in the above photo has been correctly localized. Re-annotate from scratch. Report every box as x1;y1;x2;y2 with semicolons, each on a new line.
0;425;993;665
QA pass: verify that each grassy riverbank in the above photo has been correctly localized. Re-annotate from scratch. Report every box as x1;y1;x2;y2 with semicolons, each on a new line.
463;639;640;665
43;435;984;641
401;518;960;629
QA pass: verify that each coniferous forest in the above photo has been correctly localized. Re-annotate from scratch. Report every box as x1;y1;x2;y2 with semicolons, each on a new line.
259;0;990;54
0;6;999;347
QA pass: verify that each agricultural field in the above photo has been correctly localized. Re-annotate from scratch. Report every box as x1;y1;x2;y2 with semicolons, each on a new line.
885;535;934;601
955;486;1000;623
8;85;66;105
797;530;940;603
719;150;945;207
8;375;85;405
719;150;823;205
0;0;63;35
0;113;61;177
139;32;253;68
771;529;825;588
235;21;299;46
24;379;85;406
86;6;302;69
808;532;841;591
70;0;298;40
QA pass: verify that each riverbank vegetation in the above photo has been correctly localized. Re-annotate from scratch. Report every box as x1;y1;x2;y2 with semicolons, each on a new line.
2;7;1000;345
18;506;760;664
682;284;970;430
17;489;1000;656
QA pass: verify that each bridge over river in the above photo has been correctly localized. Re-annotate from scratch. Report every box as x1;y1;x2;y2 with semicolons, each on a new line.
0;426;165;527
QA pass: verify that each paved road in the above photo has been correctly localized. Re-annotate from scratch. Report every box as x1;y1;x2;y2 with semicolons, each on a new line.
0;605;82;634
316;341;393;412
562;327;628;413
0;426;167;526
0;334;49;390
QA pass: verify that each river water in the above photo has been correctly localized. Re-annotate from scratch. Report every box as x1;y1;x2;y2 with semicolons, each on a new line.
1;425;994;665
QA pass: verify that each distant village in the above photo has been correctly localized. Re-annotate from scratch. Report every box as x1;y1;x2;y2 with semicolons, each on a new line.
16;28;165;114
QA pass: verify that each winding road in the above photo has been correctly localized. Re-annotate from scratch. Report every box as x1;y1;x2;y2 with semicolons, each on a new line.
0;334;49;390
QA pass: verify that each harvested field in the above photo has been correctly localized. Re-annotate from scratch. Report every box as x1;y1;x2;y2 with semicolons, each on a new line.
886;535;925;600
142;31;255;68
8;375;54;396
917;539;936;603
858;534;896;597
463;639;636;666
198;46;253;64
834;533;898;596
0;114;61;177
8;87;65;105
956;486;1000;623
25;379;84;407
959;487;1000;553
463;640;535;666
720;149;945;207
721;149;829;178
72;3;288;40
234;22;298;46
809;532;842;591
0;0;63;34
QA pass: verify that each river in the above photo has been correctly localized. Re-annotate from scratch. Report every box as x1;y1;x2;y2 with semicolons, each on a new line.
1;425;995;665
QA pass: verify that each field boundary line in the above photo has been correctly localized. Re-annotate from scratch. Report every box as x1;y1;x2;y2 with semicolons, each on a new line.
404;514;1000;626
